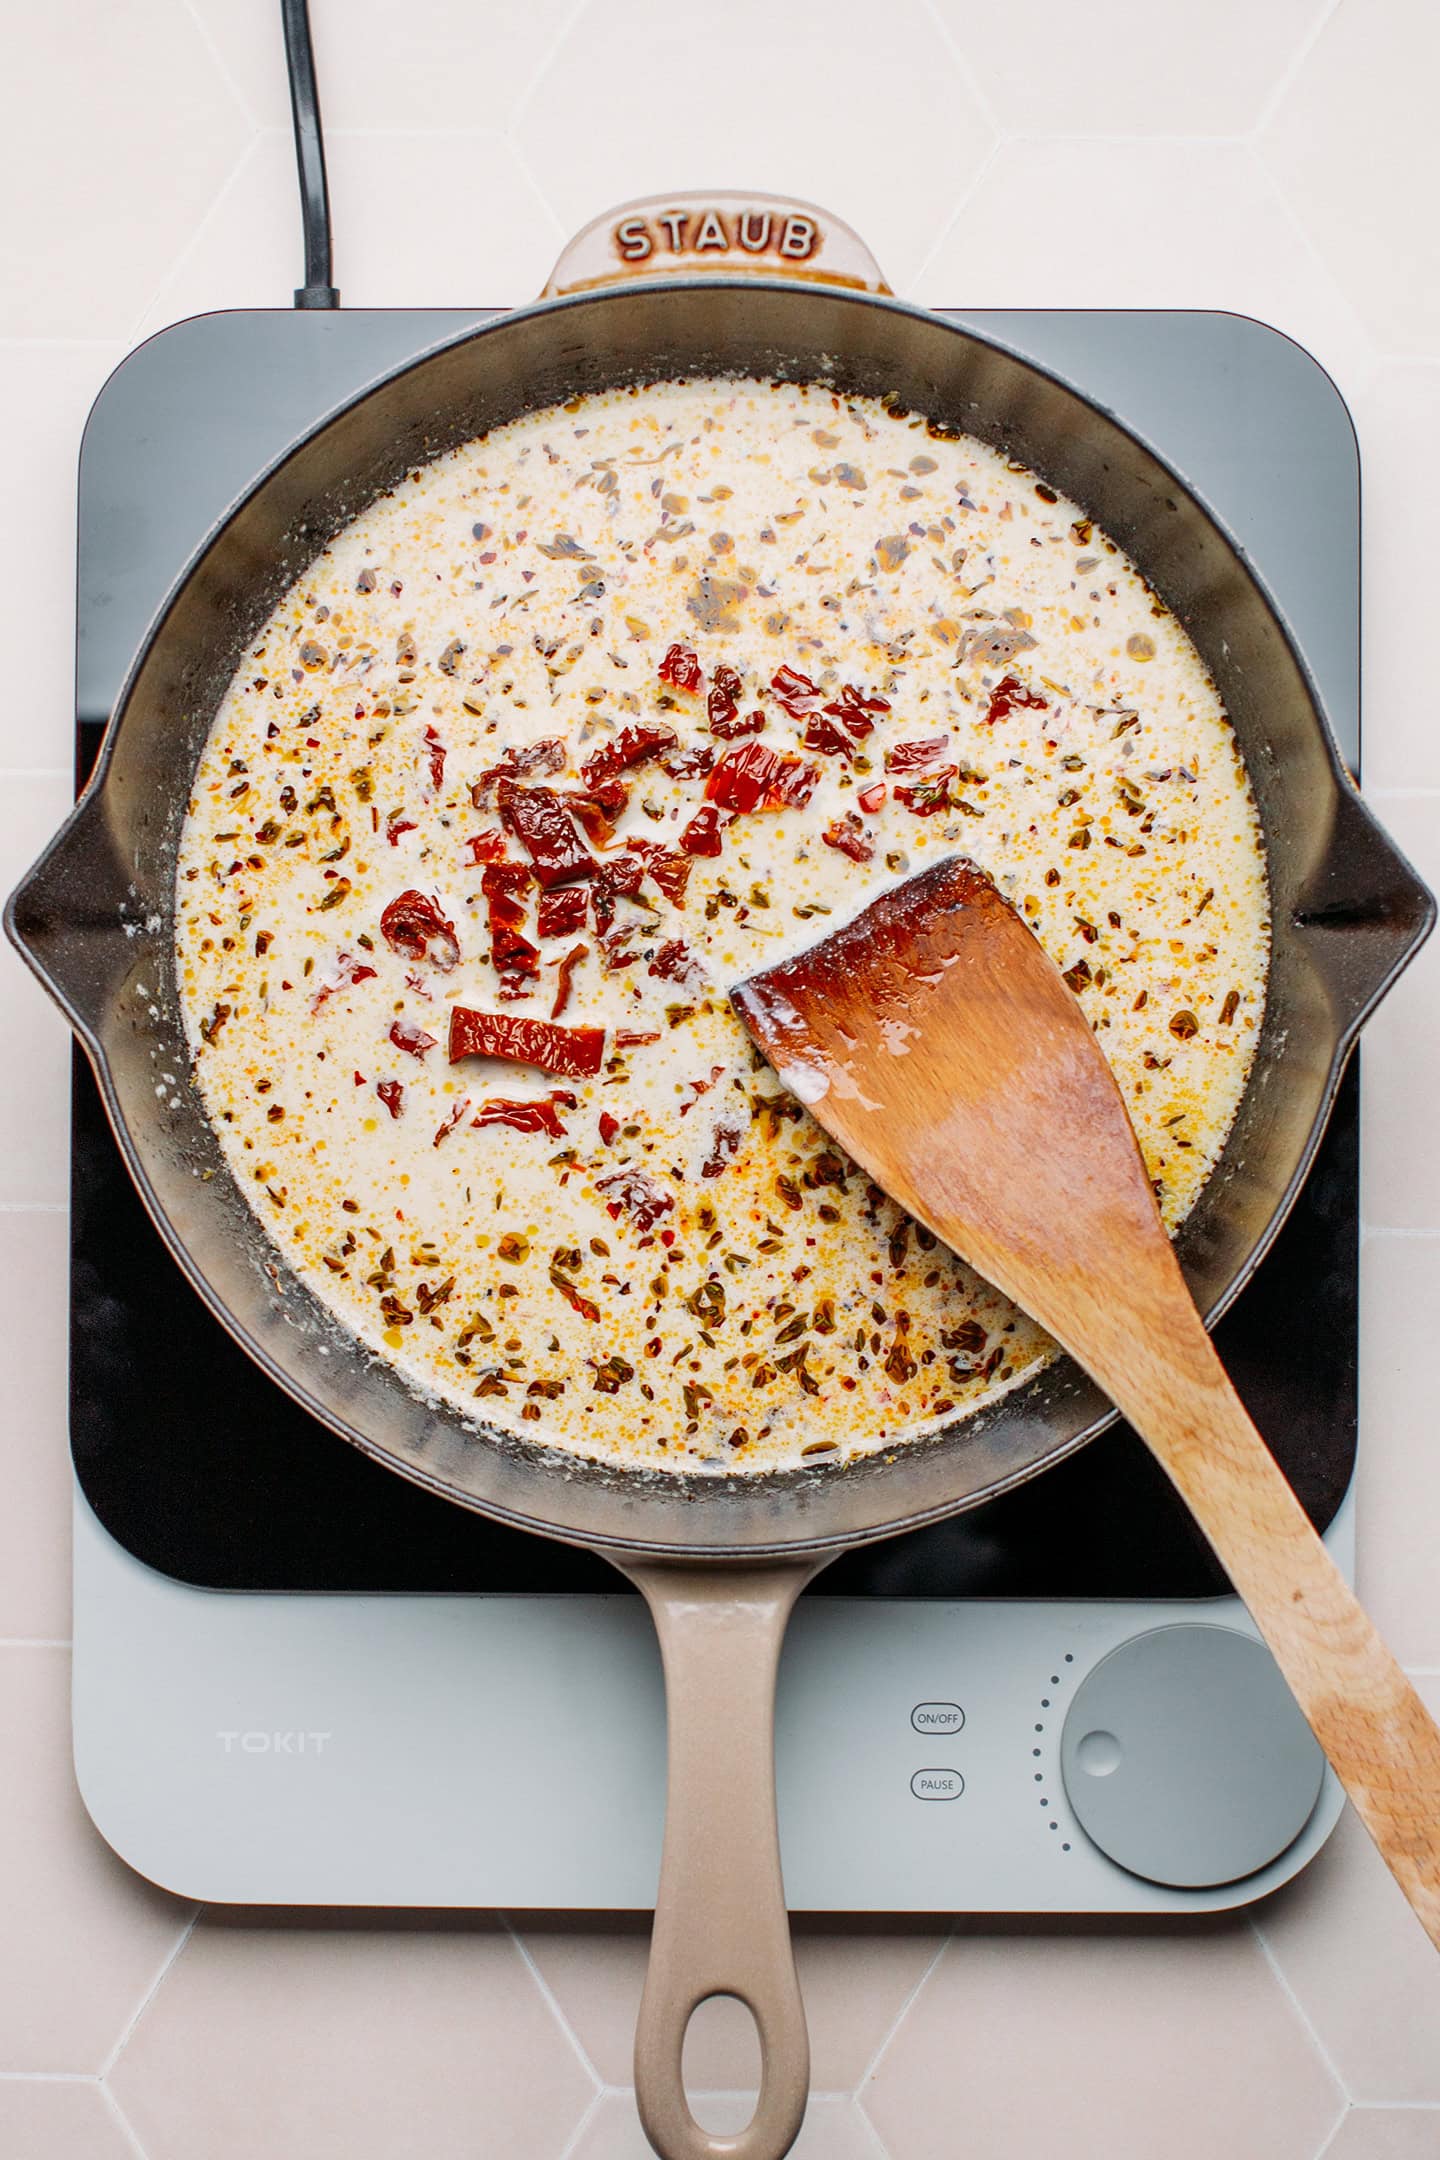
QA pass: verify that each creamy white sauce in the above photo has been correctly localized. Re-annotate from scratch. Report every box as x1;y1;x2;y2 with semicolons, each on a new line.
175;378;1269;1473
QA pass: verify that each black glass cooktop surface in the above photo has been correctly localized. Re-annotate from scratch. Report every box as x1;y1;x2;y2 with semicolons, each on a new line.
69;306;1362;1598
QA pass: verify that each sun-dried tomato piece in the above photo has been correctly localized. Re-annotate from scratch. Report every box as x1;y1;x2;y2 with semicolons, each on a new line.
628;840;693;906
376;1079;404;1120
386;814;417;846
985;673;1048;724
822;682;890;737
658;644;703;694
497;779;595;888
770;664;820;717
885;735;951;773
895;768;957;816
711;707;767;740
537;886;588;939
701;1123;742;1178
857;781;887;813
424;726;446;794
472;1097;570;1138
614;1029;660;1048
706;742;819;813
481;861;539;978
389;1019;437;1059
648;938;704;989
467;828;507;865
661;744;715;781
706;663;743;732
472;737;567;805
550;941;587;1019
680;803;732;857
380;890;460;970
598;1111;620;1146
562;792;621;847
802;714;854;760
580;723;678;798
433;1099;468;1146
310;951;378;1013
596;1165;675;1233
449;1007;605;1078
598;926;640;971
822;812;874;863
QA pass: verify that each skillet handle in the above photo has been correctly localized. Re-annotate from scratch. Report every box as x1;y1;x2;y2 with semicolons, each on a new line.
618;1557;824;2160
542;193;891;299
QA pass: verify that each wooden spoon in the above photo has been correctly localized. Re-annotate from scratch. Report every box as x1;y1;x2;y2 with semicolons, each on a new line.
733;854;1440;1947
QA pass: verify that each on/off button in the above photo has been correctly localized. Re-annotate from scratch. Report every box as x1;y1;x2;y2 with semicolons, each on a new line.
911;1701;965;1735
911;1768;965;1801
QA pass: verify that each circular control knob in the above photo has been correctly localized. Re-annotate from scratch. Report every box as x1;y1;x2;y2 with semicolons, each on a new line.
1060;1625;1325;1888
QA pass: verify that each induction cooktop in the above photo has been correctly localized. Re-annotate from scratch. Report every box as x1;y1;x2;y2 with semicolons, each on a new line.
68;301;1356;1910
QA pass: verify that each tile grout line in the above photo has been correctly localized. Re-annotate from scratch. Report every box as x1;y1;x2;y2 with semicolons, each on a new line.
99;2080;154;2160
0;2070;98;2083
0;1639;72;1650
174;0;265;133
124;137;264;349
96;1909;201;2083
509;0;593;143
850;1923;955;2101
554;2084;607;2160
1310;2100;1351;2160
904;139;1006;302
1247;0;1344;141
501;1917;607;2096
912;0;1008;138
1250;1914;1352;2106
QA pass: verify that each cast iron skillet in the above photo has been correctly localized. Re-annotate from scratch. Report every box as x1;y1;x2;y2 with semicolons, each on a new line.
7;196;1434;2160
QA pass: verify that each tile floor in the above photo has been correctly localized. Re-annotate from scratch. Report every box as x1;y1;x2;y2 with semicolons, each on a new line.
3;0;1439;2153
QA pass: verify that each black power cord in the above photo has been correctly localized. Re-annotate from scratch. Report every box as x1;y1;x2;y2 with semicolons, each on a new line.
281;0;339;309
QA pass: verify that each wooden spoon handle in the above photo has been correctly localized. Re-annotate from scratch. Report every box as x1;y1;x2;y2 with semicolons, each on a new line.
1103;1297;1440;1946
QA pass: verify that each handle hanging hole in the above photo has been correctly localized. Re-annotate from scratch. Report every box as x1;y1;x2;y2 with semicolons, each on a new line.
681;1992;763;2135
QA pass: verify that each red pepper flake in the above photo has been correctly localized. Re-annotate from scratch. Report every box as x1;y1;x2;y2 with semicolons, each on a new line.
481;861;539;978
472;1096;570;1138
596;1166;675;1233
537;886;588;939
895;769;957;816
658;643;704;693
822;682;890;737
628;840;693;907
497;778;595;888
467;828;507;865
551;1270;600;1323
985;674;1048;724
472;738;566;806
433;1099;468;1147
801;714;854;760
770;664;820;717
580;723;678;797
449;1006;606;1078
822;812;874;863
386;814;417;846
614;1029;660;1048
598;1111;620;1146
380;890;460;970
376;1079;404;1120
310;951;379;1012
424;726;447;794
389;1019;437;1060
705;742;819;813
680;803;733;857
885;735;951;773
661;744;715;781
550;941;588;1019
858;781;887;813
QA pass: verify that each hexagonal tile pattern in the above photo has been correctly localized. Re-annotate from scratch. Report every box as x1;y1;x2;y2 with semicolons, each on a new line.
861;1917;1340;2159
1262;0;1440;355
0;1210;73;1642
0;0;250;340
1324;2113;1440;2160
1256;1677;1440;2105
928;0;1327;135
0;2080;137;2160
1357;794;1440;1233
108;1917;596;2159
1357;1230;1440;1667
0;772;75;1211
0;1648;193;2072
516;1913;947;2092
1352;364;1440;789
514;0;996;296
915;139;1374;397
0;344;128;772
570;2090;881;2158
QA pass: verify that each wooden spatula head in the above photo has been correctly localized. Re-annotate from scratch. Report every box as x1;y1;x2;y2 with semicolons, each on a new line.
732;853;1169;1351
